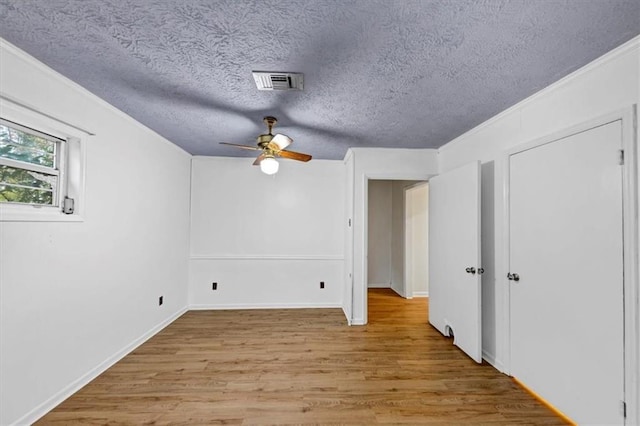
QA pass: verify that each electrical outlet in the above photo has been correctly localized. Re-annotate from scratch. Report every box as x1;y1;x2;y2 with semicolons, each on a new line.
212;282;218;290
159;296;163;306
320;281;325;289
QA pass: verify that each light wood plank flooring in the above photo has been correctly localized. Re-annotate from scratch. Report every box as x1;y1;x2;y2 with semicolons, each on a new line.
37;289;565;425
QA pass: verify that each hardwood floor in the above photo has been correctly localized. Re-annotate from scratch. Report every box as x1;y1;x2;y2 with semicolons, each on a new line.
37;289;566;425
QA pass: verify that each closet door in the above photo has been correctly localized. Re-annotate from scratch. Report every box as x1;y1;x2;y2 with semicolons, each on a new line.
509;120;624;424
429;161;482;363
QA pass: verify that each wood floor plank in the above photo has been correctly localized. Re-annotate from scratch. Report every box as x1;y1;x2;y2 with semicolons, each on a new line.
36;289;567;425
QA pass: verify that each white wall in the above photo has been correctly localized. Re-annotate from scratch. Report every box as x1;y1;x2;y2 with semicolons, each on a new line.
189;157;345;308
349;148;438;324
367;180;392;287
437;38;640;372
0;39;191;425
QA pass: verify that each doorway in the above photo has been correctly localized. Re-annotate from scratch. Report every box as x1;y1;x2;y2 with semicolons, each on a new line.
366;179;427;319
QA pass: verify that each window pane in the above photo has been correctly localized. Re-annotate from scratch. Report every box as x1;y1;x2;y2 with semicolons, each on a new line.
0;184;53;205
0;165;55;190
0;124;56;167
0;165;56;205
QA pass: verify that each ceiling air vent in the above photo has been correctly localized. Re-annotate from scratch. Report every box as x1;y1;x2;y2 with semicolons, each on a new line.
252;71;304;91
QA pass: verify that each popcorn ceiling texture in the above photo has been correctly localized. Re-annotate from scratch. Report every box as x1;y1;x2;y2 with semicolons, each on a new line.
0;0;638;160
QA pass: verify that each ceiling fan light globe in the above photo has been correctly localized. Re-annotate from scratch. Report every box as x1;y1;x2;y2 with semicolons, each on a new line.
260;157;279;175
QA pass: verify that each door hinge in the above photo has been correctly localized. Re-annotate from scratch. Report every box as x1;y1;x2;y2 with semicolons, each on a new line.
620;400;626;418
619;149;624;165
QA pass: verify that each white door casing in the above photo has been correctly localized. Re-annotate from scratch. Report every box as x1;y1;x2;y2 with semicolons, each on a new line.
508;120;624;424
429;161;482;363
405;182;429;298
344;151;355;324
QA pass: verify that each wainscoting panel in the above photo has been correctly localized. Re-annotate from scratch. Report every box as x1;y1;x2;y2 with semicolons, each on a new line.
189;257;343;309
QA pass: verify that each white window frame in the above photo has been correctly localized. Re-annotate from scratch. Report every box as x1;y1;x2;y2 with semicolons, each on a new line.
0;97;86;222
0;118;66;207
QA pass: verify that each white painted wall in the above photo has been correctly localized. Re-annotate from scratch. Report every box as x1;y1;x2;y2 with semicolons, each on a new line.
437;38;640;373
189;157;345;308
367;180;392;288
0;39;191;425
349;148;438;324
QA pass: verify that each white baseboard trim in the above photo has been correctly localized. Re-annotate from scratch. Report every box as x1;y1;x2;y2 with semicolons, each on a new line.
412;291;429;298
482;349;505;373
390;286;406;298
367;283;391;288
189;302;342;310
351;317;366;325
13;307;188;426
341;306;352;325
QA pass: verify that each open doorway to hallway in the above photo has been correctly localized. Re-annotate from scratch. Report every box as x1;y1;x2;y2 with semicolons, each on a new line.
367;180;428;321
367;288;428;325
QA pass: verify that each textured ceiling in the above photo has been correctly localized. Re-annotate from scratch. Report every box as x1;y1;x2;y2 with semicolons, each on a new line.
0;1;638;160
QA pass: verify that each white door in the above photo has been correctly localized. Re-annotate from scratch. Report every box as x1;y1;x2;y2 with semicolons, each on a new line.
429;161;482;363
509;120;624;424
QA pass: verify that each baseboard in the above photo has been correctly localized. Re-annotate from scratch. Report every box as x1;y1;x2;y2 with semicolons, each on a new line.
412;291;429;298
341;306;352;325
513;377;577;425
367;283;391;288
351;317;366;325
189;302;342;310
482;349;505;373
13;307;188;426
391;286;405;298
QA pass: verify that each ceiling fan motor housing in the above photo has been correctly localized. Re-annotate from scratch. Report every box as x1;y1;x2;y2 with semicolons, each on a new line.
257;133;274;149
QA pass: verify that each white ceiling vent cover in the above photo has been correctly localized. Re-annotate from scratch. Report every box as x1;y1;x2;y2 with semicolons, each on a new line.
252;71;304;91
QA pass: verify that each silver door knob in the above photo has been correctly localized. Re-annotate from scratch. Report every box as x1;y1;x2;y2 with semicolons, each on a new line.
507;272;520;282
465;267;476;274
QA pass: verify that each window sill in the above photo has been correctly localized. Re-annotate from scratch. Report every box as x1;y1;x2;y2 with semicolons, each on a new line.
0;204;84;222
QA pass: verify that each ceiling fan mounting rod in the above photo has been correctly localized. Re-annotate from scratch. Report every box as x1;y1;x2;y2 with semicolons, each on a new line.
263;116;277;135
257;116;278;149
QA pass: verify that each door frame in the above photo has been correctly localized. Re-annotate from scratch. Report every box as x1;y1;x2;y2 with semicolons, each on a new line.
361;172;434;324
404;181;429;299
344;150;355;325
502;105;639;423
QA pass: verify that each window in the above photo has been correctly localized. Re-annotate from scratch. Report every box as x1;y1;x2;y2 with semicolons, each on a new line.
0;119;65;206
0;97;85;222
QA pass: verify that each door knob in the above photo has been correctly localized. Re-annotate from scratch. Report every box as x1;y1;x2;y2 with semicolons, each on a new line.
478;268;485;275
507;272;520;282
465;267;476;274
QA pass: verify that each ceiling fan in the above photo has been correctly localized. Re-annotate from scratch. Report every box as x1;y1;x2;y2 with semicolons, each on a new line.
220;116;312;175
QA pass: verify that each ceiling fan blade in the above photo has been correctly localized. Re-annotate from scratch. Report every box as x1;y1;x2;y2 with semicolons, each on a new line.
268;133;292;151
277;150;312;162
253;153;266;166
219;142;261;151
